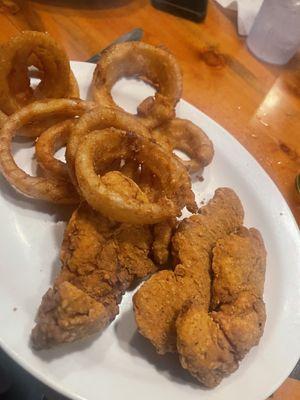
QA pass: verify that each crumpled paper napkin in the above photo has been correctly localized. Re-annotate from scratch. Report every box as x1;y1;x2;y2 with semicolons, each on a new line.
215;0;264;35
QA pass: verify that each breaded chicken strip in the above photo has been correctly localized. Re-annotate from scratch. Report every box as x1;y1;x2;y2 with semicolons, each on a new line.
31;282;117;350
176;227;266;387
32;203;157;349
59;203;157;300
133;188;244;354
176;304;238;388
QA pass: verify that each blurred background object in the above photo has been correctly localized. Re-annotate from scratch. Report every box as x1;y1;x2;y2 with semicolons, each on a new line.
214;0;263;35
246;0;300;65
151;0;208;21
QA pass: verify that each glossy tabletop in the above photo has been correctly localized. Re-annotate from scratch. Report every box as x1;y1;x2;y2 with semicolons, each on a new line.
0;1;299;399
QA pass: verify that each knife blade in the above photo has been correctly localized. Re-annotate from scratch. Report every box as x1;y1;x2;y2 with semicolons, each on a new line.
86;28;144;64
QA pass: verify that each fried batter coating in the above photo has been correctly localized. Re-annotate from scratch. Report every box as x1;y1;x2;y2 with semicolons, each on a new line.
152;218;177;265
133;188;244;354
176;304;238;388
114;222;157;283
176;227;266;387
59;204;157;298
152;118;214;174
31;282;117;350
32;203;157;349
211;227;266;308
212;292;266;360
134;270;206;354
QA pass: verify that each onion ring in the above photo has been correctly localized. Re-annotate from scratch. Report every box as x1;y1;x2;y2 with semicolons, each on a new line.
92;42;182;129
66;105;150;183
0;31;77;115
75;129;196;224
0;99;94;203
27;54;79;99
68;70;80;98
153;118;214;174
0;110;7;127
35;119;74;181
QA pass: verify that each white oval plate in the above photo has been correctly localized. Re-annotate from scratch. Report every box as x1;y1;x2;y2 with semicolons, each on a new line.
0;62;299;400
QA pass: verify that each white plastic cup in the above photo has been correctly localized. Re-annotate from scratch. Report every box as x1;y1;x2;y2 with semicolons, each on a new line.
247;0;300;65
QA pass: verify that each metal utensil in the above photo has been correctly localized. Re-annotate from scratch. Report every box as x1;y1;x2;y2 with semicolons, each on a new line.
86;28;143;63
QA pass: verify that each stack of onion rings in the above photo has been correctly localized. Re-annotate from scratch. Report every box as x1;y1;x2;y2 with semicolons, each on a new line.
0;32;213;223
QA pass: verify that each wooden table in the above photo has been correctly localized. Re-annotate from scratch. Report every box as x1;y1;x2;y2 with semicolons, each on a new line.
0;0;299;399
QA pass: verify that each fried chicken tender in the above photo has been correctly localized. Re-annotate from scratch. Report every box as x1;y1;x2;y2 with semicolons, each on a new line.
58;204;157;300
32;203;157;349
133;269;207;354
31;281;117;350
176;228;266;387
133;188;244;354
176;304;238;388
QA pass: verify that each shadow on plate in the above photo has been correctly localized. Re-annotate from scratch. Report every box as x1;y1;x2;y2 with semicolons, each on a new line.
0;174;74;222
114;308;200;389
49;222;67;284
30;330;103;362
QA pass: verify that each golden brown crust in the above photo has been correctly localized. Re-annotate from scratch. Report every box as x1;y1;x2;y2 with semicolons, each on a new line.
0;31;76;114
176;304;238;388
35;119;74;181
31;282;117;350
133;188;244;354
176;227;267;387
152;118;214;174
92;41;182;129
211;227;266;308
32;203;158;349
133;270;208;354
0;99;93;204
74;129;196;223
212;292;266;360
60;203;157;297
151;218;177;266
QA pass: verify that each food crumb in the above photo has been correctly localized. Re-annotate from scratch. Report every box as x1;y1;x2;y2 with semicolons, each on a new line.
196;175;204;182
200;200;205;205
13;307;17;311
280;212;284;216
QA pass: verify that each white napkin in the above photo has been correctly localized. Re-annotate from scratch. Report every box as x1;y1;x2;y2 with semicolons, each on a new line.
215;0;264;36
